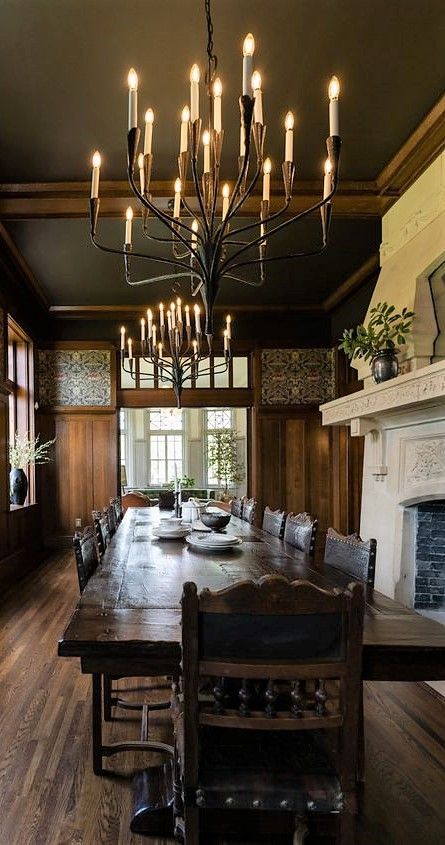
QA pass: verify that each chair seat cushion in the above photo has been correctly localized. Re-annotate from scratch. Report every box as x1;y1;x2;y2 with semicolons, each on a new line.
195;728;342;814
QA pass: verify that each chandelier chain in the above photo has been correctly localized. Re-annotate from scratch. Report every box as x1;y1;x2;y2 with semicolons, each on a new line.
204;0;217;89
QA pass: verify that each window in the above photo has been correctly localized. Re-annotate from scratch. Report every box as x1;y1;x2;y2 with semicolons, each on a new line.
147;408;183;485
206;408;233;487
7;317;35;504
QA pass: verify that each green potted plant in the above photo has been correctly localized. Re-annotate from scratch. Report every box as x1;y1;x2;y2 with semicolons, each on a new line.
208;429;244;500
9;432;56;505
338;301;415;383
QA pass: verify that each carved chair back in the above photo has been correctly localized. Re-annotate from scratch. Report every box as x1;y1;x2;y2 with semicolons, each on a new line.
110;496;123;525
284;511;318;555
73;525;99;594
241;496;258;525
107;504;117;537
230;497;243;518
178;576;364;835
262;505;287;539
92;509;111;558
121;491;151;511
324;528;377;587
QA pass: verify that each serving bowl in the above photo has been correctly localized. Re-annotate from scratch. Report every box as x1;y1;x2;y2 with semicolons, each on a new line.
200;511;231;531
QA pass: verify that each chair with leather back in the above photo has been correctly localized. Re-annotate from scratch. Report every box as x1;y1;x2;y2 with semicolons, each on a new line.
262;505;287;539
324;528;377;588
107;503;117;537
73;525;99;594
174;575;364;844
158;490;175;511
92;509;111;558
284;511;318;556
241;496;258;525
121;491;152;512
230;497;244;518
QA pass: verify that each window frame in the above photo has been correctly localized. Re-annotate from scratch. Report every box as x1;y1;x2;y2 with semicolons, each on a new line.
7;317;35;506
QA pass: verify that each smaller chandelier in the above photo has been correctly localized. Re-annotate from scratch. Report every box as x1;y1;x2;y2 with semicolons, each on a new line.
120;298;232;407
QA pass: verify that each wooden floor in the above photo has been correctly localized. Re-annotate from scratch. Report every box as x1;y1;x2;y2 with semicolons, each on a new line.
0;551;444;845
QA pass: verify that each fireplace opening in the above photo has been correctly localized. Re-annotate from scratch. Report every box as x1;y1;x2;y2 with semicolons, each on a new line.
415;501;445;610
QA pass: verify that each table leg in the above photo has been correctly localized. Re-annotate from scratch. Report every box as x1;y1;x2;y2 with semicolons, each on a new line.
92;673;103;775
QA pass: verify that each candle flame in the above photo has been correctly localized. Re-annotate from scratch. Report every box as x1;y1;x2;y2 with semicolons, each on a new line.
222;183;230;198
190;64;200;83
128;68;138;91
285;111;294;130
252;70;262;91
243;33;255;56
263;157;272;175
92;150;101;168
174;178;181;194
192;219;199;232
328;75;340;100
202;130;210;146
213;77;222;97
144;107;154;124
125;206;133;221
181;105;190;123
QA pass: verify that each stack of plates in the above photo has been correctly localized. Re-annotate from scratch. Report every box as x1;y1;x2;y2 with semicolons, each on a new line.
152;522;191;540
186;533;242;552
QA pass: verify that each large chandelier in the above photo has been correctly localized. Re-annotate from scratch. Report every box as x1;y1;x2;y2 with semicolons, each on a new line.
89;0;341;338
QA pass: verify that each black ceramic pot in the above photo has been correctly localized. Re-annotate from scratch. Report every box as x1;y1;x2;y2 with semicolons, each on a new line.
371;349;399;384
10;468;28;505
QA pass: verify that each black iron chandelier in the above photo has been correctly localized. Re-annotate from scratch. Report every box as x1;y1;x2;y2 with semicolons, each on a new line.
89;0;341;345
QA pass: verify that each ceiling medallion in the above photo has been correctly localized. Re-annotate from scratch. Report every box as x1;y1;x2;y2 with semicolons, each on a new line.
89;0;341;345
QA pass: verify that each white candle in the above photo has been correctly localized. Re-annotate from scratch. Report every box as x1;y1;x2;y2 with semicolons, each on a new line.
140;318;146;342
173;178;181;218
120;325;126;350
176;298;182;325
152;324;157;347
144;108;154;154
323;158;333;199
128;68;138;131
91;151;101;199
159;302;165;327
158;342;163;358
284;111;294;162
191;219;199;250
239;123;245;157
194;303;201;334
222;183;230;220
185;304;191;327
192;339;198;359
147;308;153;338
226;314;232;339
328;76;340;136
170;301;176;328
202;130;210;173
167;310;172;332
125;206;133;244
138;153;145;194
213;77;222;132
252;71;263;124
224;329;229;353
262;158;271;201
190;64;200;122
180;106;190;153
242;34;255;96
128;337;133;359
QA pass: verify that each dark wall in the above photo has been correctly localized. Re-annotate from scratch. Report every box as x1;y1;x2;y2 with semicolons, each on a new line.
329;274;378;345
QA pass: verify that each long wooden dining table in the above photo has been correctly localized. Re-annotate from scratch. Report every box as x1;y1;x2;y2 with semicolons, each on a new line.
59;506;445;789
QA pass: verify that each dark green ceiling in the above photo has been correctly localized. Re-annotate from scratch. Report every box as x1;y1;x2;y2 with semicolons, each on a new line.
1;0;444;309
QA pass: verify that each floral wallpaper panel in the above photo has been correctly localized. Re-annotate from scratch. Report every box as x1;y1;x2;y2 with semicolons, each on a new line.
38;349;112;407
261;348;335;405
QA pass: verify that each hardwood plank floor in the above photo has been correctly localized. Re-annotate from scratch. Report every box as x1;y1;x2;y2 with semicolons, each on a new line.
0;550;444;844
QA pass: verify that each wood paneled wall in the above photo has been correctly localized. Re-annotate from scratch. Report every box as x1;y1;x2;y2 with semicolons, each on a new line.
37;411;118;539
252;406;363;550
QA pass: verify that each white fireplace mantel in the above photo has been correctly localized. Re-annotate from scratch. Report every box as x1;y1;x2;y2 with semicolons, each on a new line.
320;360;445;605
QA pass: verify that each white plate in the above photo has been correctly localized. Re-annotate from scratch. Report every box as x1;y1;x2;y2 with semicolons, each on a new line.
186;535;242;551
152;526;191;539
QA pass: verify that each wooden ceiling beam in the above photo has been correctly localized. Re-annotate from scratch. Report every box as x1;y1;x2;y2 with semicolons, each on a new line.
49;303;325;320
322;254;380;312
0;179;382;219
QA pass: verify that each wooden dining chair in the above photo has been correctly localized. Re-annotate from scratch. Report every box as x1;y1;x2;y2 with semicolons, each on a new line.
324;527;377;588
107;503;117;537
92;509;112;558
262;505;287;539
121;491;152;511
324;527;377;782
110;495;124;526
230;497;244;518
158;490;175;510
173;575;364;844
284;511;318;556
241;496;258;525
73;525;99;593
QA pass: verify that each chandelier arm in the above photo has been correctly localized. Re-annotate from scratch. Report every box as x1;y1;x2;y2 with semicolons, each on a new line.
128;168;206;261
126;270;202;287
190;155;211;239
210;123;253;265
226;243;328;273
91;233;199;275
219;186;336;275
223;271;265;286
222;197;291;240
222;159;262;229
